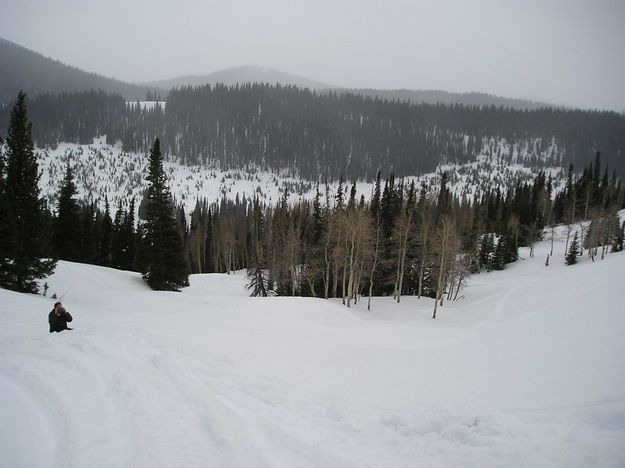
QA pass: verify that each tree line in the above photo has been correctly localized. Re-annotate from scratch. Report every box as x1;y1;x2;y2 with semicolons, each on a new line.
1;93;623;314
0;93;188;294
2;85;624;181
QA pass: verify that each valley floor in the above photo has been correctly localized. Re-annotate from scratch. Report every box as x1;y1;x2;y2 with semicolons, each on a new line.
1;231;624;467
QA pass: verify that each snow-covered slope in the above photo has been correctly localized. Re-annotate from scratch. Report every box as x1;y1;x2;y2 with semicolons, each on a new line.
37;137;565;216
1;227;623;467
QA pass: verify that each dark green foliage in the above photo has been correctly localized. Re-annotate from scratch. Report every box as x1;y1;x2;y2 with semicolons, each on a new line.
2;89;619;297
246;197;268;297
3;85;625;181
335;175;344;208
52;164;81;261
491;237;506;271
566;232;580;265
140;138;188;291
311;184;325;244
0;133;13;286
122;198;137;269
79;202;98;264
370;170;382;220
436;172;451;221
554;156;625;226
0;92;55;293
479;234;495;271
110;201;129;269
96;198;113;266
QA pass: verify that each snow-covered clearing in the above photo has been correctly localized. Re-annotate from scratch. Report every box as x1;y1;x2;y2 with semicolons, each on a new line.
35;137;564;217
1;231;624;467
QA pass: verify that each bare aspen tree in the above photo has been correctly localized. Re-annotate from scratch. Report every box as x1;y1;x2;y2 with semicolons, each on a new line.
579;222;585;258
549;219;555;257
286;219;301;296
341;217;349;305
432;216;454;319
330;213;343;299
342;211;355;306
452;254;470;301
508;214;520;253
584;185;591;221
446;254;462;301
185;220;206;274
394;183;415;303
344;208;374;307
528;222;536;258
367;216;381;311
322;211;335;298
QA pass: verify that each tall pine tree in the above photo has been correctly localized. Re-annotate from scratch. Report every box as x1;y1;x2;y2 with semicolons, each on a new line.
96;197;113;266
1;92;55;293
0;134;14;286
53;164;81;261
140;138;188;290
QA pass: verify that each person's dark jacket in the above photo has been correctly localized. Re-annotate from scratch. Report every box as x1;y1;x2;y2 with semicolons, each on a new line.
49;308;73;333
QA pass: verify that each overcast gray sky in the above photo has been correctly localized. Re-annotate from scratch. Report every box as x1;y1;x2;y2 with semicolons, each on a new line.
1;0;624;110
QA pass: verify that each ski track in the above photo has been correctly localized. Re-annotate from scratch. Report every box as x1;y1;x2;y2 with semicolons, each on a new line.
2;324;624;468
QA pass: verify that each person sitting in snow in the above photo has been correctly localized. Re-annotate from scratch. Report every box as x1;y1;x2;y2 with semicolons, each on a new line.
49;301;73;333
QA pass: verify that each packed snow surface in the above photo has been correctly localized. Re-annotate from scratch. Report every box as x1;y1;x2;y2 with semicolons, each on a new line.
1;232;624;467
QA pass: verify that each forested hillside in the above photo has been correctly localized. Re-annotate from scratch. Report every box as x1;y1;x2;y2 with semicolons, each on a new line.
0;38;161;101
2;85;624;180
142;65;335;91
346;88;550;110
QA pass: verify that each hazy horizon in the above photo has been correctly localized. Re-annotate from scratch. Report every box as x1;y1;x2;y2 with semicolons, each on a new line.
1;0;624;111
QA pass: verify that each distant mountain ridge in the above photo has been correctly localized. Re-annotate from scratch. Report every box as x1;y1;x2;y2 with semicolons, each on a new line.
2;37;557;110
0;37;163;101
147;65;553;110
345;89;553;111
141;65;337;91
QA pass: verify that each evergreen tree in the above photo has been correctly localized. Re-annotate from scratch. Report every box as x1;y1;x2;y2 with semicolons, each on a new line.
96;197;113;266
52;164;81;261
565;231;580;265
311;183;324;244
436;171;451;221
110;201;125;269
479;233;495;270
0;134;14;286
246;197;268;297
79;201;97;264
140;138;188;290
108;199;138;271
492;237;506;270
122;198;136;270
1;92;55;293
335;175;344;208
347;183;357;210
370;170;382;220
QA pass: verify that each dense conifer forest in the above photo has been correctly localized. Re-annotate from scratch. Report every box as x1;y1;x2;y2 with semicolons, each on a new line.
1;92;624;305
1;85;624;181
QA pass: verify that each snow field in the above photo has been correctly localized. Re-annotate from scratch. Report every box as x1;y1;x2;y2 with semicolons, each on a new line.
0;227;624;467
35;137;565;219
